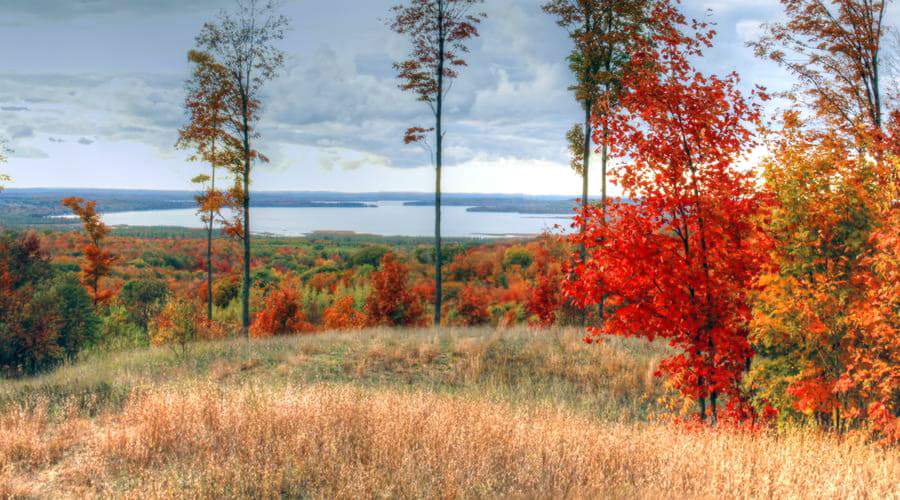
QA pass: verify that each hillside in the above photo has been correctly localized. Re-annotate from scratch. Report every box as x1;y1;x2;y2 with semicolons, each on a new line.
1;327;896;498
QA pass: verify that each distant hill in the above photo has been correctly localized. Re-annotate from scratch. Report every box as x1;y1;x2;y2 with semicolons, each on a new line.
0;188;583;223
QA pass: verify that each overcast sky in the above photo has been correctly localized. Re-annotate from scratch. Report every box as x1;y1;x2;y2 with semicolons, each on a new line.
1;0;891;195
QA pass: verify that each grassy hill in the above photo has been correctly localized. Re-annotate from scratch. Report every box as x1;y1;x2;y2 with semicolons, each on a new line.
1;327;897;498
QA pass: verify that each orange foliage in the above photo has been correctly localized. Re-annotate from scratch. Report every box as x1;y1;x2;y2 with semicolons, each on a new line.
322;296;367;331
250;280;315;337
455;285;491;326
365;253;424;327
61;197;118;305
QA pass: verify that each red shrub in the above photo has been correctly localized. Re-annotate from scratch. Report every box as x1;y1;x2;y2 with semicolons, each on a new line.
323;296;367;331
250;280;315;337
365;253;424;326
455;285;491;326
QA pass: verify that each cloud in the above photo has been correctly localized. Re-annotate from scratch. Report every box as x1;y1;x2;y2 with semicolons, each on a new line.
8;145;49;159
0;0;223;22
77;137;94;145
736;20;764;43
8;124;34;139
1;105;28;112
48;137;65;143
0;72;183;149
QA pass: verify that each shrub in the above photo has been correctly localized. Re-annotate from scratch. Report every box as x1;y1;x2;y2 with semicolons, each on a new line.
250;280;315;337
365;253;424;326
214;277;240;308
150;296;202;356
502;246;533;270
0;232;99;375
42;274;100;359
455;285;491;326
351;245;390;268
119;278;169;330
322;296;367;331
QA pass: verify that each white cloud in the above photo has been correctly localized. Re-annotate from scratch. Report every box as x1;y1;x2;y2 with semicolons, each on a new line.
736;19;763;43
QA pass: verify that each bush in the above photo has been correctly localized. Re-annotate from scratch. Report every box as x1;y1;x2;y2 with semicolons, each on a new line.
502;246;533;270
455;285;491;326
42;274;100;359
150;297;202;356
119;278;169;330
0;232;99;375
351;245;390;268
323;296;367;331
98;303;148;351
214;277;240;308
365;253;424;327
250;279;315;337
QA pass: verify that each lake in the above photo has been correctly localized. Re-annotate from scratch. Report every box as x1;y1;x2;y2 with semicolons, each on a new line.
100;201;573;238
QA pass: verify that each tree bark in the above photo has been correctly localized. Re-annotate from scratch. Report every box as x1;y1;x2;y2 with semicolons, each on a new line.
433;0;445;327
241;93;251;337
578;100;592;327
207;146;215;323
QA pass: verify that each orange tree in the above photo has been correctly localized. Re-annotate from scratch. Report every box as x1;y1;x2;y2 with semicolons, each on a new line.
365;252;425;327
563;2;767;424
62;197;118;305
250;278;315;337
176;49;242;322
746;0;898;440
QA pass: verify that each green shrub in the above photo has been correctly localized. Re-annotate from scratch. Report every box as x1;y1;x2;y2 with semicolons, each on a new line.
119;278;169;330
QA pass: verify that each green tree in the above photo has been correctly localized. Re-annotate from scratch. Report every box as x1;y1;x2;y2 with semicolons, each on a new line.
0;232;98;375
119;278;170;330
41;274;100;361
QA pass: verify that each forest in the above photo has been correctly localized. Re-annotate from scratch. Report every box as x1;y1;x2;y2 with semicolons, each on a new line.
0;0;898;497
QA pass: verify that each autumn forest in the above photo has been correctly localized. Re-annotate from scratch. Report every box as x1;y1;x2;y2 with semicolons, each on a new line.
0;0;898;497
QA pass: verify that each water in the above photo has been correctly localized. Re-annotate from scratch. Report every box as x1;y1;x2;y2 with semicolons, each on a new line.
99;201;572;238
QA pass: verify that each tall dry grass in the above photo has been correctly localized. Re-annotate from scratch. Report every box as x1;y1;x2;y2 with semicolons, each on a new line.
2;384;897;498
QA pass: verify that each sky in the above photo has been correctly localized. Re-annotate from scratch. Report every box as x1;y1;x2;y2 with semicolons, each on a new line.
0;0;888;196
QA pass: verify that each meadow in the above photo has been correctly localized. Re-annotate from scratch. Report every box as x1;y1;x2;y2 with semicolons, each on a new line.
1;327;897;498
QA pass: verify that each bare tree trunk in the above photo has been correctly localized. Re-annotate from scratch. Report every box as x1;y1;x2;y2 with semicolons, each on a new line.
579;100;592;327
433;0;445;327
207;144;216;323
241;96;251;337
698;382;707;422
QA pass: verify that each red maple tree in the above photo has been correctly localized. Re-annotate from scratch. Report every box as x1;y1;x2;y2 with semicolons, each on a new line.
563;2;767;423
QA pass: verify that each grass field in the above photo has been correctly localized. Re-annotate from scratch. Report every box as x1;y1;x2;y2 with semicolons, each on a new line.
1;327;897;498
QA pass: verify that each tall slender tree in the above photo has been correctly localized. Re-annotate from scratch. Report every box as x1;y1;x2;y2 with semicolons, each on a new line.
544;0;649;324
177;50;242;322
196;0;288;336
544;0;647;220
61;197;118;306
389;0;486;326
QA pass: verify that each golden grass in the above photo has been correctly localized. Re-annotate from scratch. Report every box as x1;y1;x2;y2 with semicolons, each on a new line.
1;384;897;499
0;327;671;423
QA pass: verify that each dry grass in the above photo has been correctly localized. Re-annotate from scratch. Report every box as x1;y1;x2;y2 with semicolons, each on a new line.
0;327;671;422
1;384;897;499
0;328;895;498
